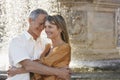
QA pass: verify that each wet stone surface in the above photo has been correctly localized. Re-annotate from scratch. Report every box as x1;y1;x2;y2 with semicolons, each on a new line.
71;59;120;80
71;59;120;72
0;71;7;80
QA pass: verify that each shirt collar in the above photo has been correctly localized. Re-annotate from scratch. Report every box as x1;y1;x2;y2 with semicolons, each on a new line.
23;31;42;42
38;36;42;42
24;31;34;40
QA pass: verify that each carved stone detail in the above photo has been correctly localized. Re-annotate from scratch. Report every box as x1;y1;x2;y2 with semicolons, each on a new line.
67;10;87;42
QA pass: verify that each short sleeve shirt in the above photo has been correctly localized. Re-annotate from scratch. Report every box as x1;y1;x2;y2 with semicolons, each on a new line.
8;31;51;80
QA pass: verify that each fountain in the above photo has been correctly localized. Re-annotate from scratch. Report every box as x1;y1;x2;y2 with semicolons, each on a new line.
0;0;55;79
56;0;120;80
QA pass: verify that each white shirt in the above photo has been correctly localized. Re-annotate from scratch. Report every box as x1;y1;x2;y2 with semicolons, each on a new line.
7;31;50;80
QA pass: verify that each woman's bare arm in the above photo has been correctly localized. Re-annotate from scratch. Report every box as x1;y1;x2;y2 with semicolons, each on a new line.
8;67;27;77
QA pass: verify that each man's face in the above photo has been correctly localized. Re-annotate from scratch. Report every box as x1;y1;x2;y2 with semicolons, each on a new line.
30;14;46;37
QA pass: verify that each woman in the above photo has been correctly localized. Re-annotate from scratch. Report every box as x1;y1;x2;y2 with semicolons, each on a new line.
8;15;71;80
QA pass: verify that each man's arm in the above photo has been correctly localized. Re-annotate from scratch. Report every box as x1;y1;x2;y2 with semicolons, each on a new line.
20;59;70;80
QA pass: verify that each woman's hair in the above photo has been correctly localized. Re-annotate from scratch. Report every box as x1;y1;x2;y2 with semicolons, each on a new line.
29;8;48;21
46;15;69;43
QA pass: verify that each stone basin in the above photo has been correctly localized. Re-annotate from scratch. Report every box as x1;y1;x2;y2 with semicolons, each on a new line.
71;59;120;72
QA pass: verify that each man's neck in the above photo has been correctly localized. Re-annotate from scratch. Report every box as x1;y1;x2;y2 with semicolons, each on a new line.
27;30;38;40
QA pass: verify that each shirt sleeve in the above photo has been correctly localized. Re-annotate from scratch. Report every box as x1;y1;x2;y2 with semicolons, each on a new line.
40;44;71;66
9;38;30;66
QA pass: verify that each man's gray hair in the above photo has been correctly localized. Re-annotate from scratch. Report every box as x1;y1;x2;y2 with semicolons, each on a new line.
29;8;48;21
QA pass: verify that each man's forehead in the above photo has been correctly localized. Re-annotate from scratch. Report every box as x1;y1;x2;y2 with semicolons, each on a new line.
37;14;46;21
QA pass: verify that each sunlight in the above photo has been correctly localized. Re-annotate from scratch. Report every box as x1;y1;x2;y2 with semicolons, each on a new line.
0;48;9;70
0;0;54;71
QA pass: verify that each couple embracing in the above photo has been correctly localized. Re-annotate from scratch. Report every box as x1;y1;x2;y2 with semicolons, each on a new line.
7;8;71;80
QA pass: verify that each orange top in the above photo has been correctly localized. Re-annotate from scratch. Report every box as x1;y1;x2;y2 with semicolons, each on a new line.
32;43;71;80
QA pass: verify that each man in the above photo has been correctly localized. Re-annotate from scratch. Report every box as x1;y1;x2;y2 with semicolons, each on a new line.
7;9;70;80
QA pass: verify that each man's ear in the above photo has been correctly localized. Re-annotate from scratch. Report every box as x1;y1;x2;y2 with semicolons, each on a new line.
29;18;33;25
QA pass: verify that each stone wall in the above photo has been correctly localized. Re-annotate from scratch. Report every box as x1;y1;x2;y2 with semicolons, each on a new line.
56;0;120;73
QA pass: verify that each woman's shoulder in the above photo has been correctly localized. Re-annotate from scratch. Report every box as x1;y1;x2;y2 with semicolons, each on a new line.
58;43;71;50
62;43;70;47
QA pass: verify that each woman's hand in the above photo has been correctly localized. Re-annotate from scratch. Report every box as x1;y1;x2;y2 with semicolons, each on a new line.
7;66;27;77
7;67;18;77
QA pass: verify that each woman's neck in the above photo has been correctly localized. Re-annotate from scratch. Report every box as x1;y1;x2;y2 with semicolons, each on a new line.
51;38;65;48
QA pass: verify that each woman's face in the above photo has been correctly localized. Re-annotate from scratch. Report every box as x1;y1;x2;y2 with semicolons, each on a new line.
45;20;61;39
